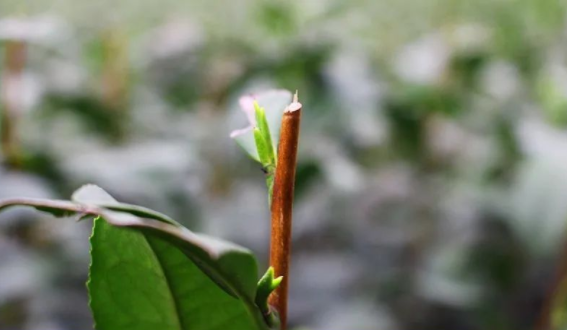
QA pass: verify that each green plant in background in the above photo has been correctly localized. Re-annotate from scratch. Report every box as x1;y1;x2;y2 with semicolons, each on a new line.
43;30;131;143
3;1;567;329
0;90;298;330
537;71;567;128
0;37;68;191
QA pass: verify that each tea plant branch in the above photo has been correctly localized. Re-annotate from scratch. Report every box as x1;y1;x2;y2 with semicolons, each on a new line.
1;40;26;167
253;102;277;200
101;29;129;141
269;92;301;329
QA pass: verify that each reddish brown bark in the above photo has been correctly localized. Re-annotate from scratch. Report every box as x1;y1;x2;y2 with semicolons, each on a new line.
269;93;302;329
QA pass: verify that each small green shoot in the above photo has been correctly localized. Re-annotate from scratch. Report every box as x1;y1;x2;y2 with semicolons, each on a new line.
256;267;283;329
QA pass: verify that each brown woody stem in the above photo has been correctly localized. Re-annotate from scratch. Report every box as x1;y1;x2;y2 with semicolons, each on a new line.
269;92;302;329
101;29;129;141
1;40;26;168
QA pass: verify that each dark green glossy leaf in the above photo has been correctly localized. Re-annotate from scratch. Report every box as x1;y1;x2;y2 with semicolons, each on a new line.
0;185;271;330
88;217;264;330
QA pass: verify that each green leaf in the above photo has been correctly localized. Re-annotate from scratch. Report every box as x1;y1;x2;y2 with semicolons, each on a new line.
0;185;273;330
253;102;278;201
0;198;97;218
256;90;292;154
231;90;292;163
254;127;272;166
71;184;180;225
254;102;276;166
89;217;265;330
256;267;283;313
72;185;260;300
538;74;567;127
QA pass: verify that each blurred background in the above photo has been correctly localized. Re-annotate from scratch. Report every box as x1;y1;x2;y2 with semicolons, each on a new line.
1;0;567;329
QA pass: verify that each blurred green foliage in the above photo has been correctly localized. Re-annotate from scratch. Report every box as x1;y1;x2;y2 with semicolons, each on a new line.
1;0;567;329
